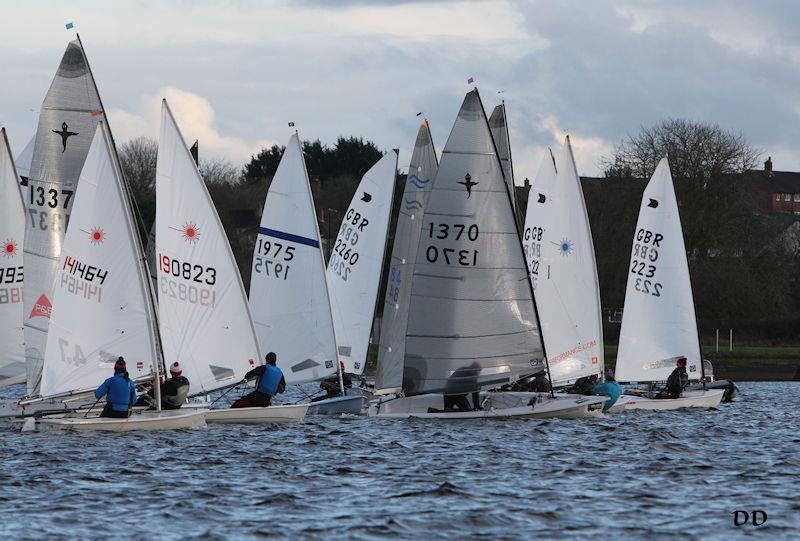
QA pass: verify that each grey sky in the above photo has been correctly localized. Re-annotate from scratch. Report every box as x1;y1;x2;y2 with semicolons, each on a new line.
1;0;798;179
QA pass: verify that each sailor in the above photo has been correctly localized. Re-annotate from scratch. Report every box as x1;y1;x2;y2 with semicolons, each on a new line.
137;361;191;410
315;362;353;401
95;357;137;418
442;362;482;412
232;352;286;408
592;369;622;411
531;370;552;393
657;356;689;399
571;374;599;395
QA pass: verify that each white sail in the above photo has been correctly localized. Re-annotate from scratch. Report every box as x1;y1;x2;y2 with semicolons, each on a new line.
327;152;398;375
23;38;107;395
616;158;702;382
39;123;157;398
155;100;261;394
489;104;517;215
249;134;338;384
524;137;603;386
404;89;544;395
15;136;35;182
0;129;26;386
375;121;438;393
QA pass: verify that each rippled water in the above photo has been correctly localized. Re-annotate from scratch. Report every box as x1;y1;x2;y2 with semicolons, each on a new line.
1;381;798;540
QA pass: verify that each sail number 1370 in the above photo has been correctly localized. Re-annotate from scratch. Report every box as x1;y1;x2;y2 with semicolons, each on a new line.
425;222;479;266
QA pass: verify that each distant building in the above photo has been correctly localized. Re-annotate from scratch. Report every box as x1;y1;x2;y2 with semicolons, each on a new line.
764;169;800;215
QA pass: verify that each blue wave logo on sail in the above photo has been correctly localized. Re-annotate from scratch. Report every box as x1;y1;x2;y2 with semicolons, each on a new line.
404;198;423;210
408;175;431;189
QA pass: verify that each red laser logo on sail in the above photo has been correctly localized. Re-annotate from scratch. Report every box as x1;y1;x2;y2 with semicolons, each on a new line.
170;222;200;244
81;227;106;245
2;239;17;258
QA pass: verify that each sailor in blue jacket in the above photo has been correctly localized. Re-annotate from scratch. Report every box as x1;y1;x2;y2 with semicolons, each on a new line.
593;369;622;412
95;357;137;418
232;352;286;408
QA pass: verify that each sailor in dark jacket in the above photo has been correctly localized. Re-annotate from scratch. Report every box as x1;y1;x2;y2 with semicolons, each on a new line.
232;352;286;408
657;357;689;399
95;357;136;418
137;361;191;409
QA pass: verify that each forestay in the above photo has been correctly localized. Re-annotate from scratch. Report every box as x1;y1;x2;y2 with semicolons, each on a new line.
0;129;26;386
404;89;544;395
23;38;106;395
375;121;438;393
327;152;398;375
39;124;157;398
155;101;261;395
249;134;338;384
489;104;517;216
523;137;603;387
616;158;702;382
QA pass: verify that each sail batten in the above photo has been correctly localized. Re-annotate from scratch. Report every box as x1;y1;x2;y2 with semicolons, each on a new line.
616;158;702;382
402;90;543;395
155;101;261;395
249;134;337;385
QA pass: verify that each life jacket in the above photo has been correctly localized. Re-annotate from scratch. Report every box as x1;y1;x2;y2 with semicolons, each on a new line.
163;376;190;408
257;365;283;395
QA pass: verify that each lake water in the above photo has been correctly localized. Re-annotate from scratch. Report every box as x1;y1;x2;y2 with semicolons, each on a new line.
1;381;797;540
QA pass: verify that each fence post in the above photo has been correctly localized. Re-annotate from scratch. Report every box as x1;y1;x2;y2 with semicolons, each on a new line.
715;329;719;353
729;329;733;352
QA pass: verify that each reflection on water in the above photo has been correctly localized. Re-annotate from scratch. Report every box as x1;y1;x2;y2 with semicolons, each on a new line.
1;382;798;539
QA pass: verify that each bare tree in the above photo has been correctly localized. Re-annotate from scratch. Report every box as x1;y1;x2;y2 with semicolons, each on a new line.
603;118;761;180
118;136;158;195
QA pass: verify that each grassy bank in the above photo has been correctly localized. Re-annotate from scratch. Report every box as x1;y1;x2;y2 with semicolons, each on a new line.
604;345;800;381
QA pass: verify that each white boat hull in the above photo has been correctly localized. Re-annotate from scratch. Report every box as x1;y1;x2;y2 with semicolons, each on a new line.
368;392;607;419
205;404;308;424
618;389;725;411
27;409;208;432
307;395;364;415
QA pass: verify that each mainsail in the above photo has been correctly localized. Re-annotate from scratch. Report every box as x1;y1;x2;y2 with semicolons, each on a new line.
375;121;438;393
249;134;338;384
15;136;35;182
39;123;158;398
403;89;544;395
523;137;603;387
22;38;106;394
489;104;517;217
0;129;26;387
616;158;702;382
155;100;261;394
327;152;398;375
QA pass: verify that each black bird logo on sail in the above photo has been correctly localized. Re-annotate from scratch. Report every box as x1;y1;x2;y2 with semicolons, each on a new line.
648;198;659;208
361;192;372;203
459;173;478;197
537;193;546;203
52;122;78;153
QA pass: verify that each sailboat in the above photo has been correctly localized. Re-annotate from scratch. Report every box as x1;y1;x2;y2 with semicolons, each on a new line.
522;137;604;389
248;133;362;415
326;151;398;381
613;158;724;410
0;129;27;388
375;120;438;396
22;123;206;431
21;37;109;396
154;100;306;424
369;89;605;419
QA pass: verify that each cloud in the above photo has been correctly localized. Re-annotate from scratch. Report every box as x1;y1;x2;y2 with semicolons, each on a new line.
108;87;271;163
